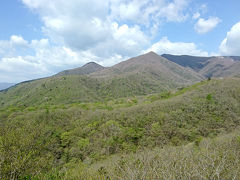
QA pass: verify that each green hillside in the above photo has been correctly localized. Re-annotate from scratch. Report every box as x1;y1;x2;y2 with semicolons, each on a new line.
1;78;240;179
0;74;196;108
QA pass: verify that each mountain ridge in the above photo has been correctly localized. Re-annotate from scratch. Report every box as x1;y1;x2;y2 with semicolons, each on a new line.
91;52;203;81
162;54;240;78
0;52;204;107
56;61;105;76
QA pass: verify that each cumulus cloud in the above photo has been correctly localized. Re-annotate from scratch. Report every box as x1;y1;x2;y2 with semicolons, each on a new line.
21;0;191;57
194;17;221;34
219;22;240;55
0;35;30;57
0;35;127;82
0;36;86;82
110;0;190;23
0;56;48;82
10;35;28;47
159;0;190;22
146;37;209;56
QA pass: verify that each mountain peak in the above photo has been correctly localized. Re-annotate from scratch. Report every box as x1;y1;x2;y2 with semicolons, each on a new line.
84;62;100;66
145;51;159;56
92;51;203;83
56;62;105;76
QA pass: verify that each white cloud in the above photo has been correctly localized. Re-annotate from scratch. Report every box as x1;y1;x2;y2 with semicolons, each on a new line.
18;0;191;77
192;12;200;20
0;36;127;82
0;36;79;82
159;0;190;22
146;37;209;56
90;23;150;58
0;35;30;57
31;39;49;49
0;56;48;83
194;17;221;34
219;22;240;55
10;35;28;47
110;0;190;24
110;0;145;22
20;0;191;56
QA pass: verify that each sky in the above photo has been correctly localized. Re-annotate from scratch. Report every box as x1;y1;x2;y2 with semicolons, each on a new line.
0;0;240;83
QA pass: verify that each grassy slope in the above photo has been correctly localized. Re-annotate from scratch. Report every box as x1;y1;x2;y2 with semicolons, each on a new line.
0;74;182;108
0;78;240;179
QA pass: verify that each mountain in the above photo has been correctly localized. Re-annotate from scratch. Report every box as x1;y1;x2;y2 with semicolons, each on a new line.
162;54;240;78
0;82;15;90
56;62;105;76
91;51;203;82
199;57;240;78
230;56;240;61
162;54;210;71
218;61;240;77
199;57;236;78
0;52;203;108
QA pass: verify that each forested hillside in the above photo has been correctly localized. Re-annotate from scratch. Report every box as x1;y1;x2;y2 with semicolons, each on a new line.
1;78;240;179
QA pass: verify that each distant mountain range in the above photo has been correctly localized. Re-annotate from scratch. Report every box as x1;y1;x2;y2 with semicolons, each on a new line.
56;53;240;79
0;52;203;107
162;54;210;71
162;54;240;78
90;51;203;82
1;51;240;107
0;83;15;90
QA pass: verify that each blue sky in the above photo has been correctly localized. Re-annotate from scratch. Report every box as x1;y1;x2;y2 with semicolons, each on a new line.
0;0;240;83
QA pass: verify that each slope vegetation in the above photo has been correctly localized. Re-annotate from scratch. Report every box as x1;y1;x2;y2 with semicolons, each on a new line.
0;78;240;179
68;130;240;179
